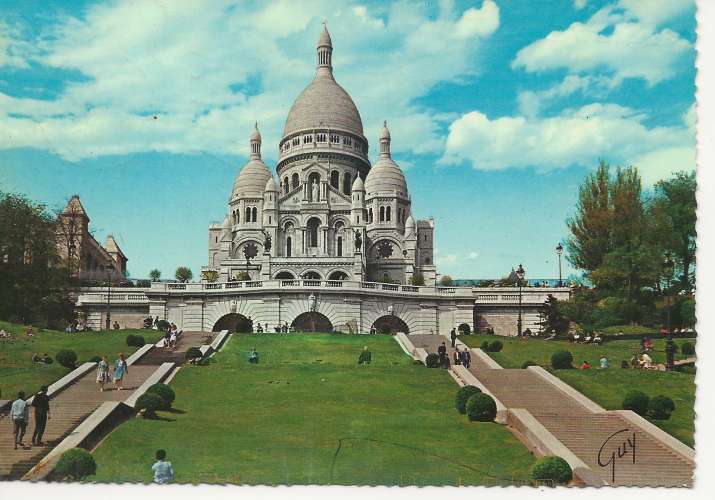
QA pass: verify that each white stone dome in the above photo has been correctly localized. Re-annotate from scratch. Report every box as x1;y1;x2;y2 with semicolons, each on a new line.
232;159;272;200
365;158;408;198
264;176;278;192
352;174;364;192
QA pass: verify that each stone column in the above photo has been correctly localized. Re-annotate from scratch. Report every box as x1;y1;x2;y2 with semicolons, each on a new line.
261;253;271;281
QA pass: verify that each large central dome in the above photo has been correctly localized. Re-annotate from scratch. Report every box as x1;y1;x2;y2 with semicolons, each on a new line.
282;26;364;139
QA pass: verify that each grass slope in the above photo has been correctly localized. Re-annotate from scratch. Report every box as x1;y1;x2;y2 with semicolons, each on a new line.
462;334;696;446
0;321;162;399
91;334;535;485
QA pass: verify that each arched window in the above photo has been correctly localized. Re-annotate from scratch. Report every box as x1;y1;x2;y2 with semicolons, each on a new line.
307;217;320;247
379;206;385;222
283;177;289;193
292;173;299;189
343;173;351;195
245;207;251;223
252;207;257;222
286;236;292;257
386;206;391;222
337;236;343;257
369;208;373;223
330;170;340;189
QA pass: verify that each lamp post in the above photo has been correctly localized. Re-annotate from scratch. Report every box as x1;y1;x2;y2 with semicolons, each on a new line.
104;264;112;331
516;264;525;337
663;253;675;371
556;243;564;287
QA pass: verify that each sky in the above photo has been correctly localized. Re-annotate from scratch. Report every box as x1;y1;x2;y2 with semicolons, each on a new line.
0;0;696;281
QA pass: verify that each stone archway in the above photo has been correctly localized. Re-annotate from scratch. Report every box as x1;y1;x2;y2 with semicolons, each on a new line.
275;271;296;280
213;313;253;333
372;315;409;335
291;312;333;333
458;323;471;335
328;270;348;280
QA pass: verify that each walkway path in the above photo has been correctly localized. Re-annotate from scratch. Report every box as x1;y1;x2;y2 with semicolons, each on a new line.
408;334;694;487
0;330;210;480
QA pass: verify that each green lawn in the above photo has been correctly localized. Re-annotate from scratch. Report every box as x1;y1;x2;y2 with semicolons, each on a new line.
90;333;536;486
0;320;163;400
462;334;696;446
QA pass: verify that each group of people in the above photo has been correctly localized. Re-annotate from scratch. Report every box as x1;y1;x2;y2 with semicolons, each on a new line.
629;352;655;370
254;322;292;334
96;353;129;391
163;323;181;349
9;386;50;450
580;355;610;369
31;352;53;365
570;332;603;345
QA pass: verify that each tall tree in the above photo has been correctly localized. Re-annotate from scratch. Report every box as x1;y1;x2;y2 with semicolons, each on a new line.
566;161;612;274
149;269;161;282
175;266;193;283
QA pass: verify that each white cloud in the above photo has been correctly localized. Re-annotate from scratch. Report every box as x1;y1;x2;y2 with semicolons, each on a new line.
513;3;692;87
466;251;479;260
517;74;617;116
573;0;588;9
0;0;500;162
440;102;695;184
618;0;693;28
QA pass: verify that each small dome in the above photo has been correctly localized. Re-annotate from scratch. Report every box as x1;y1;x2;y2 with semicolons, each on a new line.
232;159;272;200
222;215;230;227
364;158;408;198
264;176;278;192
318;25;332;47
250;122;261;142
352;174;364;192
405;214;415;229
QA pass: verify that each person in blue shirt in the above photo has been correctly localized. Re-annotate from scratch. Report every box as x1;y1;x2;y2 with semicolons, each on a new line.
10;391;29;449
151;449;174;484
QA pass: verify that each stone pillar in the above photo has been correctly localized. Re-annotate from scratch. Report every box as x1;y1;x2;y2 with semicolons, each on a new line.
261;253;271;281
352;252;363;282
183;298;205;331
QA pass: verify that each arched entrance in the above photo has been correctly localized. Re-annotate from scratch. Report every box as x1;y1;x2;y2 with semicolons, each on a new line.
213;313;253;333
458;323;471;335
275;271;296;279
328;270;348;280
372;315;409;335
291;312;333;333
302;271;322;279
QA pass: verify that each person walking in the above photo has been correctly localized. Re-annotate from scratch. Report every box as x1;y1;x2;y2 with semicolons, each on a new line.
31;386;50;446
151;449;174;484
461;348;471;369
113;353;128;390
450;328;457;348
438;342;449;368
10;391;29;450
97;356;110;391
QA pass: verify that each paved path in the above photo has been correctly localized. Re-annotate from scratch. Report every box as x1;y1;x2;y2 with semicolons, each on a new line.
409;334;694;487
0;331;209;480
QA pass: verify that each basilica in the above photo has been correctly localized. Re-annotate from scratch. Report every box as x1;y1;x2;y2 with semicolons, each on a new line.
205;27;436;286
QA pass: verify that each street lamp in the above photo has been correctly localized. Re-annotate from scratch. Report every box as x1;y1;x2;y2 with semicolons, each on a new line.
104;264;113;331
556;243;564;287
516;264;525;337
663;253;675;371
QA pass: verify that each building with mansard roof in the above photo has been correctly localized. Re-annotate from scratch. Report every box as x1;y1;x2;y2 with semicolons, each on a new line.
206;26;435;285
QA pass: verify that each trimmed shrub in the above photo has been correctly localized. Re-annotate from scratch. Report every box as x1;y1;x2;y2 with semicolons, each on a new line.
647;395;675;420
136;393;164;418
88;355;101;364
623;390;650;416
488;340;503;352
521;360;538;369
54;448;97;481
56;349;78;369
530;456;572;485
480;341;490;351
681;342;695;356
466;393;497;422
551;350;573;370
425;353;440;368
455;385;482;414
185;346;203;361
126;334;145;347
146;383;176;410
157;319;171;330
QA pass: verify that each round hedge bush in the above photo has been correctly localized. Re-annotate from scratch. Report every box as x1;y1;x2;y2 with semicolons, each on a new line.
488;340;503;352
126;334;145;347
146;383;176;410
530;456;572;485
647;395;675;420
521;360;538;369
157;319;171;330
623;390;650;416
551;350;573;369
480;341;490;351
136;392;164;418
54;448;96;480
185;346;203;361
455;385;482;414
681;342;695;356
87;355;101;363
56;349;78;369
425;352;440;368
465;393;497;422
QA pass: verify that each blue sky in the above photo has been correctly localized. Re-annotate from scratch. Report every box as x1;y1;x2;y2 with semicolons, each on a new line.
0;0;696;281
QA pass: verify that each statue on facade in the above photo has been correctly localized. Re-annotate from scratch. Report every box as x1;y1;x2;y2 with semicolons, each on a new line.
262;229;272;253
311;179;320;202
354;230;362;251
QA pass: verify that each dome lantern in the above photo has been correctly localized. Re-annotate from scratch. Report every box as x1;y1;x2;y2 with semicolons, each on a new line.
250;122;262;160
379;120;391;158
317;21;333;77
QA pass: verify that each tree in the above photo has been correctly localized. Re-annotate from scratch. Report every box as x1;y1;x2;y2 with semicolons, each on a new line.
409;272;425;286
537;294;569;337
175;266;193;283
439;275;453;287
149;269;161;282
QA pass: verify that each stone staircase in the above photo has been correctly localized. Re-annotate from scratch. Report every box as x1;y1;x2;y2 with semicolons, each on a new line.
407;334;694;487
134;331;210;365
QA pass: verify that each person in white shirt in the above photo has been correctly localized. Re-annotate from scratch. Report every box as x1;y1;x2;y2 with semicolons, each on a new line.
10;391;29;449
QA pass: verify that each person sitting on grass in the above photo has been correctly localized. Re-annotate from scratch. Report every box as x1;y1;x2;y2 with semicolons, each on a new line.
630;353;640;369
249;348;259;364
358;346;372;365
0;329;7;338
643;338;653;351
25;325;34;338
599;355;609;369
151;449;174;484
580;360;590;369
640;352;654;369
593;333;603;345
256;322;264;334
42;353;52;364
32;352;43;364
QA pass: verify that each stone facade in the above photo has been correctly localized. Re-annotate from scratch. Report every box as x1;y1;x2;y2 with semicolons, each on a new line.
205;27;435;286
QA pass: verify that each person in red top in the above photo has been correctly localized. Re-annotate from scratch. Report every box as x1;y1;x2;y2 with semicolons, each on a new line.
581;360;590;369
